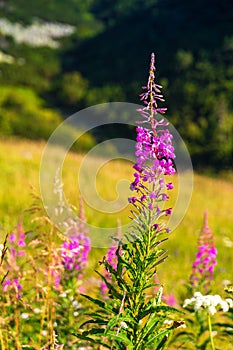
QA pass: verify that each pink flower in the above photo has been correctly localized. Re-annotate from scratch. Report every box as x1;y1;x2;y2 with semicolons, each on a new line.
9;233;16;243
190;212;217;292
166;182;174;190
163;293;177;307
165;208;172;216
129;53;175;230
3;278;22;298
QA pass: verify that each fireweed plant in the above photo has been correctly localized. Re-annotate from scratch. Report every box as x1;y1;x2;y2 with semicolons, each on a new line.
0;189;90;349
76;53;184;349
190;212;217;293
0;222;26;349
55;196;91;347
100;225;122;300
169;214;233;350
39;184;91;348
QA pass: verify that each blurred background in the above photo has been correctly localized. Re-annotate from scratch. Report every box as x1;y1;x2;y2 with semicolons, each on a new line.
0;0;232;172
0;0;232;305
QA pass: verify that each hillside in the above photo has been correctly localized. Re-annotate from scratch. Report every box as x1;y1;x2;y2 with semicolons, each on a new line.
0;0;232;170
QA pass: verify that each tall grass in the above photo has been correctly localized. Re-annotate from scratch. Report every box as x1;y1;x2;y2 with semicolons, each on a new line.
0;137;232;300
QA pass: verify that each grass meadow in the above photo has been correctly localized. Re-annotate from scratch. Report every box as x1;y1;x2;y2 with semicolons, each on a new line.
0;136;232;303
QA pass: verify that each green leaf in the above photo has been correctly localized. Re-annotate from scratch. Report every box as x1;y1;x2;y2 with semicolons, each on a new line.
104;315;134;335
79;318;108;328
83;327;105;336
152;238;168;249
154;286;163;306
104;314;121;335
146;328;172;346
87;311;109;318
117;254;135;276
155;333;169;350
138;305;182;320
136;313;165;347
141;283;160;292
80;293;117;313
74;333;111;348
95;270;123;301
80;294;106;308
107;330;134;346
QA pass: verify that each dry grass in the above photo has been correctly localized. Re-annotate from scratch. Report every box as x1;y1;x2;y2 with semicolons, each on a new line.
0;137;232;300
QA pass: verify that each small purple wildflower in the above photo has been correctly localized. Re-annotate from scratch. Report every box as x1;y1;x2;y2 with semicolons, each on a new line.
165;208;172;216
60;197;91;281
100;280;108;299
60;233;91;276
166;182;174;190
9;233;16;243
8;221;26;258
2;222;26;296
163;293;177;307
3;278;22;298
2;279;11;291
128;196;137;204
100;236;122;300
190;212;217;292
100;244;119;299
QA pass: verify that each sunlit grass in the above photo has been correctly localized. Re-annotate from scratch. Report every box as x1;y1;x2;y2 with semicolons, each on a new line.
0;137;232;300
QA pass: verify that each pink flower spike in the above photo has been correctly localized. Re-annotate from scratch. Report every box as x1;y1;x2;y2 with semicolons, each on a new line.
190;212;217;291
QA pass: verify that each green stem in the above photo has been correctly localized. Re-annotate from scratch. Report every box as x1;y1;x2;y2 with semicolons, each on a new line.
207;313;215;350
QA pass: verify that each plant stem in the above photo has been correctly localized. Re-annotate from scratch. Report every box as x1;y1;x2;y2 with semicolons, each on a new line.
0;327;6;350
207;313;215;350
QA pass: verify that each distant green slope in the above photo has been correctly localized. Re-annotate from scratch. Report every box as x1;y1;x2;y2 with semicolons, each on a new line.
1;0;96;25
0;0;232;170
62;0;233;169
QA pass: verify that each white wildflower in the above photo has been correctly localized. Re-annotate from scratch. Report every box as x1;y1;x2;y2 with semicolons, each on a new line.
208;305;217;315
202;297;211;307
183;298;192;308
226;298;233;308
72;300;78;307
183;292;232;315
120;321;128;329
194;297;204;311
219;300;229;312
21;313;29;319
33;308;41;314
212;295;222;307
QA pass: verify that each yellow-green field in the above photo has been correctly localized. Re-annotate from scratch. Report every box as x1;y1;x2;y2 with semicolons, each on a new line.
0;137;232;300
